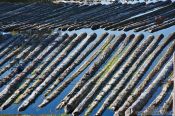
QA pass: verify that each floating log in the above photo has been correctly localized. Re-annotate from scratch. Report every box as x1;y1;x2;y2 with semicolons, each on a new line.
0;1;174;32
115;33;175;116
43;32;109;98
57;34;116;110
41;32;114;109
15;33;80;103
159;91;173;115
73;34;153;116
0;32;60;105
95;34;163;116
0;35;24;59
0;36;34;67
142;79;173;116
18;33;96;111
65;34;143;114
110;33;175;113
0;35;39;76
125;59;173;116
84;34;134;115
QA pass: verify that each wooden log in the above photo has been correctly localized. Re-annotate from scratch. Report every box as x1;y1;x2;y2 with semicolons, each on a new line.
18;33;96;111
0;35;17;52
115;33;175;116
43;32;109;98
111;2;174;30
56;34;116;110
65;34;143;114
95;34;163;116
0;32;60;105
159;91;173;115
110;34;175;113
0;35;39;76
84;34;134;116
0;35;24;59
0;35;34;67
73;34;153;116
0;34;71;109
142;79;173;116
40;32;115;109
125;59;173;116
39;32;127;108
15;33;82;103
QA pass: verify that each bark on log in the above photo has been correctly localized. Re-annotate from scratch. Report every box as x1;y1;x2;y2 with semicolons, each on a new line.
110;33;175;113
115;33;175;116
95;34;163;116
18;33;96;111
56;34;116;110
125;59;173;116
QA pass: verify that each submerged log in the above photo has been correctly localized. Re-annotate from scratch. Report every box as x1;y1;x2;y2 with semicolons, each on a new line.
57;34;116;110
125;59;173;116
110;33;175;113
115;33;175;116
18;33;96;111
95;34;163;116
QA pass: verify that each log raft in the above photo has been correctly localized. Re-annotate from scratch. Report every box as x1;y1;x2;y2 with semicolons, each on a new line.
0;32;174;116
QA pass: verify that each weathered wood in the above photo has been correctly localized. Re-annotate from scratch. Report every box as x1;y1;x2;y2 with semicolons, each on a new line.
18;33;96;111
110;33;175;113
160;91;173;115
0;32;60;105
95;34;163;116
73;34;153;116
40;33;115;109
65;34;143;114
116;38;175;116
57;34;116;110
43;32;109;98
15;33;85;103
142;79;173;116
